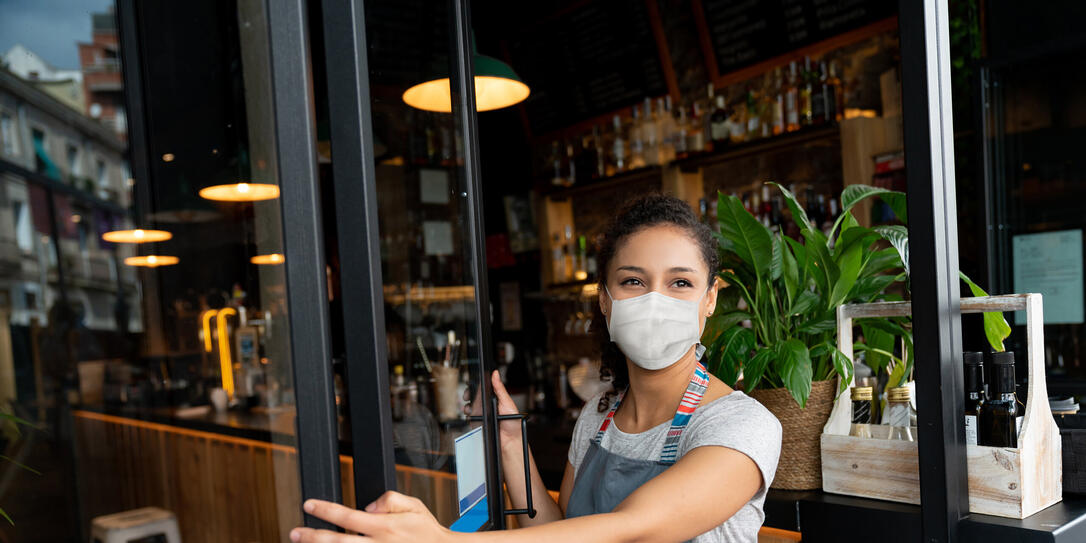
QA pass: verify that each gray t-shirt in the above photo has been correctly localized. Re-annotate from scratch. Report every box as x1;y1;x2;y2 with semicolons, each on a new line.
567;390;782;543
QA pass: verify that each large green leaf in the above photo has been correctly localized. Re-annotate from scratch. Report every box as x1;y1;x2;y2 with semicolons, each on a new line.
850;274;903;302
858;319;896;375
769;182;815;234
796;313;837;334
781;239;799;304
717;192;775;279
832;185;903;236
701;309;751;346
770;235;783;281
790;290;821;316
959;271;1012;352
859;247;905;278
777;339;814;408
873;225;910;276
0;506;10;525
881;192;909;224
743;348;774;391
829;238;863;307
831;348;855;394
802;229;838;296
712;327;756;387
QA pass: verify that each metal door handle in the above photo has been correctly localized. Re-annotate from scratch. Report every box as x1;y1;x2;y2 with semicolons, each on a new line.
469;411;537;519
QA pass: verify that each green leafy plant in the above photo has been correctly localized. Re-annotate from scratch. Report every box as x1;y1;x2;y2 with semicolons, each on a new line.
702;183;1010;409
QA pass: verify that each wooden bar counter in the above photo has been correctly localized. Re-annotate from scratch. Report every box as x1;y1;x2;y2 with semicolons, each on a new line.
72;407;457;542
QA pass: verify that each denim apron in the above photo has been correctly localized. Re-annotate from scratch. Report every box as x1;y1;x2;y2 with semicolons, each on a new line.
566;356;709;519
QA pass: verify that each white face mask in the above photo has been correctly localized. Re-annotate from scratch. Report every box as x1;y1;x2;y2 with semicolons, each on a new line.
605;286;706;371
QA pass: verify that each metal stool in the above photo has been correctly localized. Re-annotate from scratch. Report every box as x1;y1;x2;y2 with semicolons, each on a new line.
90;507;181;543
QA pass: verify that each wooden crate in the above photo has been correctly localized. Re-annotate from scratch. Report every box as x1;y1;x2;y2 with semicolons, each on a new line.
821;294;1062;518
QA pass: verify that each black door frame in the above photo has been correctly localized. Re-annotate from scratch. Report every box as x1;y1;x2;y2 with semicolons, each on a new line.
319;0;505;530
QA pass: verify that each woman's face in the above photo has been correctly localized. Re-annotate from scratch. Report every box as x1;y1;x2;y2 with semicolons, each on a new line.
599;225;718;333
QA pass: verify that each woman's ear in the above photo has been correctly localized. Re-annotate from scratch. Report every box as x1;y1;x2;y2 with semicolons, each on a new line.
704;276;720;317
599;285;610;317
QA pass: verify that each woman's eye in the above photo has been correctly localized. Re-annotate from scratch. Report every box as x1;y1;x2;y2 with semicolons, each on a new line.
673;279;693;288
620;278;643;286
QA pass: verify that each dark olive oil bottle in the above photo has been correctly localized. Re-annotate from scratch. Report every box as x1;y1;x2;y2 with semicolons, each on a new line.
979;351;1018;447
963;351;985;446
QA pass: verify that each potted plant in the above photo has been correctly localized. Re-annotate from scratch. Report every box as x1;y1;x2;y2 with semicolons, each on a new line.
703;183;1009;489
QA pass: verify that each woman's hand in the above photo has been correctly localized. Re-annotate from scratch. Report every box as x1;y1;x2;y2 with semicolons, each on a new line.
290;492;455;543
491;370;523;454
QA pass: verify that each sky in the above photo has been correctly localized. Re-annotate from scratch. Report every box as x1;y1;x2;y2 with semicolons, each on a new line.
0;0;115;70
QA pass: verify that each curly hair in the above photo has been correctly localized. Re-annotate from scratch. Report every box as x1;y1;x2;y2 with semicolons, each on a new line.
592;193;720;412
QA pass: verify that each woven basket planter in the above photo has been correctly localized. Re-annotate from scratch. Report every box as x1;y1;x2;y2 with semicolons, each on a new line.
748;378;836;490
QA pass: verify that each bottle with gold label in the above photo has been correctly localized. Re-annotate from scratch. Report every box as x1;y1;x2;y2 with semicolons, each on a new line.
886;386;914;441
849;386;874;438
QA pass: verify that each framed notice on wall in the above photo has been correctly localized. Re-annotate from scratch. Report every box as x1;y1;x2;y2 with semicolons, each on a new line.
1012;229;1084;325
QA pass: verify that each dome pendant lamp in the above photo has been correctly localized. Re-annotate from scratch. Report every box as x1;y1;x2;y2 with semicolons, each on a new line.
402;34;529;113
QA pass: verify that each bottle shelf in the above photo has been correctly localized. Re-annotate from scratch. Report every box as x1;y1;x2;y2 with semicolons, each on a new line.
672;123;841;172
541;165;663;200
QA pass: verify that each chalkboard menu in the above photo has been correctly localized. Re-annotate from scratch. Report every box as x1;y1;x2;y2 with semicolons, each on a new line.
702;0;895;75
507;0;669;135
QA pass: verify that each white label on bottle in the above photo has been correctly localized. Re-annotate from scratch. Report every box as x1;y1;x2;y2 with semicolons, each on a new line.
1016;416;1023;436
964;415;978;445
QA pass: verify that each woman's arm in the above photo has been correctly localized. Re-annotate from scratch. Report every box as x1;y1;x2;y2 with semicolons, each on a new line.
492;371;567;526
293;445;761;543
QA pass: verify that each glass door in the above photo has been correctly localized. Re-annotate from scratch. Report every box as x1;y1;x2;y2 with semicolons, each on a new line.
319;0;503;532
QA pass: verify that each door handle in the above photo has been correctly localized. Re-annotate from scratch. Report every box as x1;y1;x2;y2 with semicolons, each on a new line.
468;411;537;519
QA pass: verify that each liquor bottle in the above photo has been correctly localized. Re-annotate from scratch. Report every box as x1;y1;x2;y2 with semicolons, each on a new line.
963;351;985;446
565;141;577;187
611;115;626;174
751;191;763;225
759;73;774;138
674;105;689;158
785;61;800;132
658;97;675;163
886;386;914;441
821;60;836;124
811;60;827;125
629;104;647;169
576;235;588;280
549;141;564;186
710;95;729;146
771;68;785;136
563;225;575;281
745;89;760;140
849;386;874;438
827;61;844;122
551;233;565;283
578;129;598;183
689;101;706;153
440;126;454;166
704;84;716;151
729;92;747;144
980;352;1020;447
641;98;658;166
391;364;406;421
799;56;813;127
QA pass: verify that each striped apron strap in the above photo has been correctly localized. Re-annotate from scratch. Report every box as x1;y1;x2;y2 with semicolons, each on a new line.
593;390;625;444
659;361;710;464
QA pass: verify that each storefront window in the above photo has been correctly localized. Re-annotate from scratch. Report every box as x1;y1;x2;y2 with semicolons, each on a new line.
1;1;308;540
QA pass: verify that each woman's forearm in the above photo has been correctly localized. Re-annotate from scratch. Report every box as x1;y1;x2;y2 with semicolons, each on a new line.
461;511;642;543
500;437;562;526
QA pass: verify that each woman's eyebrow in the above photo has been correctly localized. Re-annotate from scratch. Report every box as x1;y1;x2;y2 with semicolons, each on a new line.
616;265;646;273
669;266;697;273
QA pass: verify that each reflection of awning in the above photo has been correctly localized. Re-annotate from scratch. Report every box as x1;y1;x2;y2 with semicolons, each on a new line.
33;137;62;181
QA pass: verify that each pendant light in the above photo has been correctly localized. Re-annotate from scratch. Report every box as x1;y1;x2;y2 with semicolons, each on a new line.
102;228;172;243
199;181;280;202
124;255;180;267
250;253;284;265
402;35;529;113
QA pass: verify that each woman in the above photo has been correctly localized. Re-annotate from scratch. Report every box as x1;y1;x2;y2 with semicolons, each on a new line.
292;194;782;543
